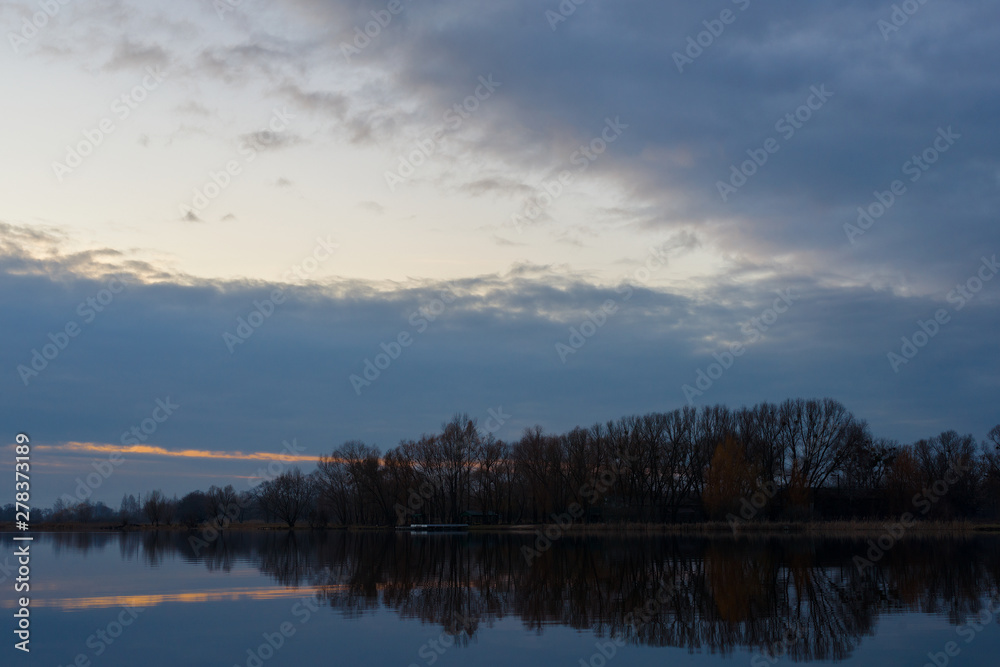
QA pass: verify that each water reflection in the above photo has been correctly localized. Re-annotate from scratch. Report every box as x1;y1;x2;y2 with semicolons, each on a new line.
45;531;1000;662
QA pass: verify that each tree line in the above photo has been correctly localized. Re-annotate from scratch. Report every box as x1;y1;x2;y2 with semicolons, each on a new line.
18;398;999;527
312;399;1000;525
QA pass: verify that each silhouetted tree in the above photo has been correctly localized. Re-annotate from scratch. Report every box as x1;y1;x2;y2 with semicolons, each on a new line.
982;425;1000;517
119;494;141;525
776;398;864;515
884;448;923;515
142;490;172;527
703;436;757;520
256;468;316;528
207;485;242;526
184;402;1000;528
913;431;979;517
176;491;211;528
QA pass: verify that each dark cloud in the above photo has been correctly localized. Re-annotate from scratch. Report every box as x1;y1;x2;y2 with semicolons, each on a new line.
460;177;538;199
1;225;997;506
271;0;1000;287
236;130;303;151
105;39;170;71
4;2;999;507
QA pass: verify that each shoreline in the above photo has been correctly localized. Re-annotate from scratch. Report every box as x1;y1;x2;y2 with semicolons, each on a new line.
4;520;999;535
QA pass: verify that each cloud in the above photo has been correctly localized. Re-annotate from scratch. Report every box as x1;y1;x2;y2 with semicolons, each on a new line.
460;177;537;199
40;587;326;612
35;441;318;463
236;130;302;151
3;2;999;508
492;235;527;248
358;201;384;214
2;222;997;507
253;0;1000;291
105;39;171;71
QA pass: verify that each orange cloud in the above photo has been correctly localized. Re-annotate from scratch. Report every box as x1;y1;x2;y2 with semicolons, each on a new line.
0;586;340;611
33;441;319;463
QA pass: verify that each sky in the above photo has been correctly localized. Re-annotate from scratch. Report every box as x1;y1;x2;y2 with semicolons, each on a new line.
0;0;998;507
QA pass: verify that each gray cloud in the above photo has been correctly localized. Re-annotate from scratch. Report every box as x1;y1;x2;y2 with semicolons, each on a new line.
262;0;999;291
4;1;999;507
105;38;170;71
1;225;997;507
236;129;303;151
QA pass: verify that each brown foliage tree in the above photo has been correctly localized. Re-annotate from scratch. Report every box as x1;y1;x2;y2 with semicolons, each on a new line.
703;437;757;520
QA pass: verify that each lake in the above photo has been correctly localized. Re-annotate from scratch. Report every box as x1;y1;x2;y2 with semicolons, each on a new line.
4;531;999;666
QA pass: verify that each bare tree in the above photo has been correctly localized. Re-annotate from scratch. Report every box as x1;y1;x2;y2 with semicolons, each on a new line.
255;469;316;528
982;425;1000;517
315;445;354;524
297;402;998;527
176;491;210;528
660;407;700;522
513;426;564;522
142;490;172;527
438;415;478;522
207;484;242;527
914;431;979;517
348;443;392;523
118;494;140;525
472;433;509;521
778;398;860;492
737;402;783;489
693;405;735;499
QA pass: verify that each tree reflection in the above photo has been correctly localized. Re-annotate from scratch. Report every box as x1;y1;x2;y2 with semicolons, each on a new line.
73;531;1000;662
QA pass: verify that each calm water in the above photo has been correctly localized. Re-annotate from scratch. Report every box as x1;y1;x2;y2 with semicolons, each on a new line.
3;531;999;666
